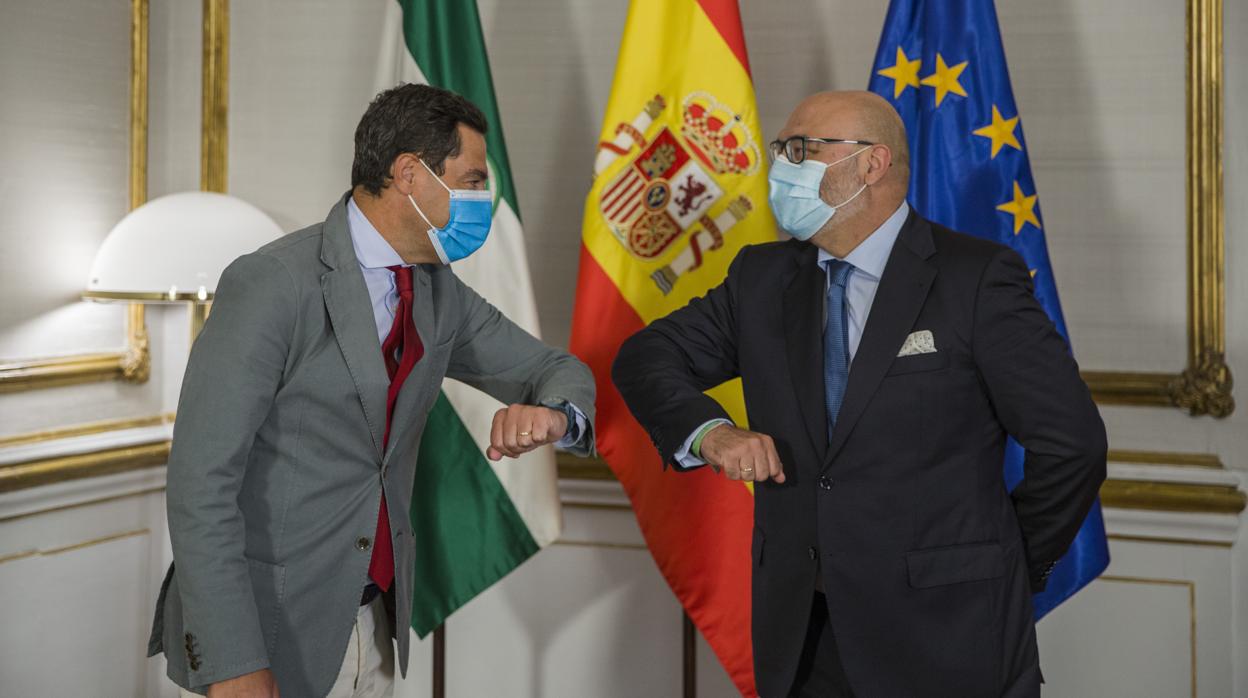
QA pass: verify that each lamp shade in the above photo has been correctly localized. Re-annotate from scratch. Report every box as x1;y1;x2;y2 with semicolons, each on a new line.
85;191;284;301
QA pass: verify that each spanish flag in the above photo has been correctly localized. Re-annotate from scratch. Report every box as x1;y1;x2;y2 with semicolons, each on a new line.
569;1;776;694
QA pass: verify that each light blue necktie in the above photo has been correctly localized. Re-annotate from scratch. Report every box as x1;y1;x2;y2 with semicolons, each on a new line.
823;259;854;438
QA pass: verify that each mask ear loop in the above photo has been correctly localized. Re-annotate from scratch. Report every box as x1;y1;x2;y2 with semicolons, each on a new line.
825;144;872;168
826;145;873;209
407;158;452;230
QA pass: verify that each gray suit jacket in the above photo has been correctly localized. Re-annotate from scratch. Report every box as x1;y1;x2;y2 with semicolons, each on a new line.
147;194;595;696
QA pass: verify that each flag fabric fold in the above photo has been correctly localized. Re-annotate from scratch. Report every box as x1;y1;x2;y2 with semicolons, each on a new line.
867;0;1110;618
378;0;562;638
570;1;778;694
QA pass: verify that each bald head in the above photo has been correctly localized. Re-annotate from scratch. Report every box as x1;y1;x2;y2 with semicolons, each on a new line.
782;90;910;178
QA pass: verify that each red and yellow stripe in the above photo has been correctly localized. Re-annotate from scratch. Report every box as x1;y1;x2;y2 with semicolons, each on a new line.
571;1;776;694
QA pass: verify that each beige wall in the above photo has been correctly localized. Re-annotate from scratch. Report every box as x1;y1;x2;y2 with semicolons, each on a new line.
1;0;1244;695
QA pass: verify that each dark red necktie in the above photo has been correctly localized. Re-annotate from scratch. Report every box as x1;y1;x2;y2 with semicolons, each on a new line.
368;265;424;592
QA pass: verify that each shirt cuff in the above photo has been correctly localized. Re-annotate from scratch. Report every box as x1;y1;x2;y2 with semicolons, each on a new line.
673;419;733;469
546;400;588;450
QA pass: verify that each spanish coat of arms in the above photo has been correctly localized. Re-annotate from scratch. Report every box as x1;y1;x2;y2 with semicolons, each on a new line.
594;92;760;294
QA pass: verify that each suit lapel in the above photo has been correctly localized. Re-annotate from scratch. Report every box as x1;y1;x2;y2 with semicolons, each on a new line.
783;245;829;464
320;196;389;461
383;264;438;463
823;212;937;470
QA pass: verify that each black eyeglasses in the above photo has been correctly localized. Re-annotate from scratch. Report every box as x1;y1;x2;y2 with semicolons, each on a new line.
768;136;875;164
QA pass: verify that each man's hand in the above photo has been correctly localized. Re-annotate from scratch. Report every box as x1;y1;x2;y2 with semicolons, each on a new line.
700;424;786;483
206;669;279;698
487;404;569;461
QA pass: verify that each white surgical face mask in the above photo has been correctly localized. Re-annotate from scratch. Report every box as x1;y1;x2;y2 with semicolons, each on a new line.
767;146;870;240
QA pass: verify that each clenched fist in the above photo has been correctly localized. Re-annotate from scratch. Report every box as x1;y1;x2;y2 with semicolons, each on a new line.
487;404;568;461
700;424;786;483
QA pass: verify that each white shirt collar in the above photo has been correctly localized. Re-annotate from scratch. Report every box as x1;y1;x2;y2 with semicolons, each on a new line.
346;195;406;270
816;201;910;280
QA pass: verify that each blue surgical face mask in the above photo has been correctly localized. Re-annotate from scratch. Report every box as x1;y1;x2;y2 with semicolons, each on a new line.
767;146;870;240
408;159;493;264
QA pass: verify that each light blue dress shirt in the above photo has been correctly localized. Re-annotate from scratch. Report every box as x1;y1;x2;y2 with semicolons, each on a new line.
345;197;585;447
674;201;910;468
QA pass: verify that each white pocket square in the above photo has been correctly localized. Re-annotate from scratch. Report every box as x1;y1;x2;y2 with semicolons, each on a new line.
897;330;937;357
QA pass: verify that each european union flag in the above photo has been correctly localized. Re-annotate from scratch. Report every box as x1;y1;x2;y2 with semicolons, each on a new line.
868;0;1110;619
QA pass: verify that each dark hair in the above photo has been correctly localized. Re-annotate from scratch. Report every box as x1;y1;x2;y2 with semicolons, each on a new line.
351;83;488;196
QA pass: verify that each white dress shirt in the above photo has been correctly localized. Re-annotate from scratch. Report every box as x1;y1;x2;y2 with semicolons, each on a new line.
674;201;911;468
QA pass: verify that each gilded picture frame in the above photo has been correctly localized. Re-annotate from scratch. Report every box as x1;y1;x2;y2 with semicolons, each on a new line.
1081;0;1231;417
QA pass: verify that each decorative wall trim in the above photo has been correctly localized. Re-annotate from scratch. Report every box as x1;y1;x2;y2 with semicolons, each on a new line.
1100;480;1244;514
563;501;633;512
1108;449;1223;469
0;414;173;448
553;540;648;552
201;0;229;193
557;452;612;479
557;457;618;482
0;0;151;395
1098;575;1197;698
0;485;166;525
0;528;150;567
0;441;169;494
0;305;150;394
1107;533;1231;549
129;0;148;211
1081;0;1232;417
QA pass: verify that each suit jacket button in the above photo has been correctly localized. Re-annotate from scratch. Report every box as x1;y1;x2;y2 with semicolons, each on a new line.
818;476;833;490
356;537;372;551
808;546;817;561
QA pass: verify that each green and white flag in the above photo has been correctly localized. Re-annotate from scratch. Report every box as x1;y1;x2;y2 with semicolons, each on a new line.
376;0;561;637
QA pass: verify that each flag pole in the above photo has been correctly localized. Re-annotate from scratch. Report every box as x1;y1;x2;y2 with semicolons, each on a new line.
683;611;696;697
433;623;446;698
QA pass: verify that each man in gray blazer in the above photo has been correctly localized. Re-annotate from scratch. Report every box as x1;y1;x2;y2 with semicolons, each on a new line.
148;84;595;698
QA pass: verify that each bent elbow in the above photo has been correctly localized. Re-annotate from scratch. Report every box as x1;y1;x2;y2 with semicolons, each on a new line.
1079;410;1109;487
611;330;647;393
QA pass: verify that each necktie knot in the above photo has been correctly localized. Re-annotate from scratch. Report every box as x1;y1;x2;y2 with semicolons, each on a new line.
388;265;414;299
823;258;854;289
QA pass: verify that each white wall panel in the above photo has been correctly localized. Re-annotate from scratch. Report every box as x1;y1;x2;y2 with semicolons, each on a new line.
0;466;170;697
0;0;131;339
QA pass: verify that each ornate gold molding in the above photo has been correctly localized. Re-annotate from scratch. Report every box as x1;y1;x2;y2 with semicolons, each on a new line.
0;0;151;395
82;290;214;303
130;0;148;212
1100;480;1245;514
0;440;170;494
1107;533;1231;548
1083;0;1232;417
1108;448;1222;469
201;0;229;193
553;540;648;552
0;413;172;448
0;304;150;393
556;453;617;481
